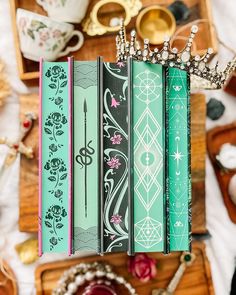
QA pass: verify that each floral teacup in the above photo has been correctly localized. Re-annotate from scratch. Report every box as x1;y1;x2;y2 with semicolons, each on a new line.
36;0;89;23
16;8;84;62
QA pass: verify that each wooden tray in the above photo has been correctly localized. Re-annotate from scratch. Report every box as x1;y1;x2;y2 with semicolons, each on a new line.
10;0;217;82
0;260;18;295
207;122;236;223
19;93;206;234
35;241;214;295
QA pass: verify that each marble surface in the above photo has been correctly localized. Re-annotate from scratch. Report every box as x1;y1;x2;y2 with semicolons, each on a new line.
0;0;236;294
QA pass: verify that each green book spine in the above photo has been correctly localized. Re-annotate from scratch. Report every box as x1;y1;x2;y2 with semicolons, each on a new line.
131;60;165;253
40;60;71;254
73;61;99;252
167;67;191;251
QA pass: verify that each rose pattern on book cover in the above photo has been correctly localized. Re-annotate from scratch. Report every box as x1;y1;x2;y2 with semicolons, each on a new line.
41;62;69;252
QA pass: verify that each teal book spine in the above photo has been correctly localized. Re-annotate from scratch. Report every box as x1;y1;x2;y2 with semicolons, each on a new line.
73;60;99;252
167;67;191;251
129;60;166;253
39;60;72;254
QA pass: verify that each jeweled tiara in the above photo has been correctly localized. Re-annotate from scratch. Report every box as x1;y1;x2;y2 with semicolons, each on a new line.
116;20;236;89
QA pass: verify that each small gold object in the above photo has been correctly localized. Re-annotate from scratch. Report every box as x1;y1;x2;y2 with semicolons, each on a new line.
15;238;38;264
82;0;142;36
136;5;176;45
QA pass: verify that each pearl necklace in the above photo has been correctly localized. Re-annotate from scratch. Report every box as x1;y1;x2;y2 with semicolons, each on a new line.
53;262;137;295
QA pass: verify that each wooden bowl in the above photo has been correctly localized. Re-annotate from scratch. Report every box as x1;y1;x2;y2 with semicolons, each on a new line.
0;260;17;295
136;5;176;45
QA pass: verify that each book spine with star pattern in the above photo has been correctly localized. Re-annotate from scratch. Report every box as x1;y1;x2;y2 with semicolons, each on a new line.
167;67;191;252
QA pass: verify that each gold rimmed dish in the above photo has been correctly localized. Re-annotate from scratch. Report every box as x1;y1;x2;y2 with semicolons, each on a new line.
136;5;176;45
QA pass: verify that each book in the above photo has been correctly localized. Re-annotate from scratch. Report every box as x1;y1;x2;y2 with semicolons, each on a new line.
128;59;166;253
166;67;191;251
101;61;129;253
39;59;72;255
73;60;100;252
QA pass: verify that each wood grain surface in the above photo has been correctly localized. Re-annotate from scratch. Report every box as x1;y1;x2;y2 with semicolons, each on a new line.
207;122;236;223
10;0;217;81
19;93;206;233
35;241;214;295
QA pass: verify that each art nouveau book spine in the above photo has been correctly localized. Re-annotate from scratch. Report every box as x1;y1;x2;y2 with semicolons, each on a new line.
101;61;129;253
128;60;166;253
166;67;191;251
73;60;100;252
39;59;72;255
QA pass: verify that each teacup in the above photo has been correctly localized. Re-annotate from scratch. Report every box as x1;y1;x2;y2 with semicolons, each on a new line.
16;8;84;62
36;0;89;23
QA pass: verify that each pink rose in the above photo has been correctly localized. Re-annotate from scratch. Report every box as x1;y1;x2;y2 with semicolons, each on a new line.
39;29;50;41
18;17;27;30
53;29;62;38
128;253;157;282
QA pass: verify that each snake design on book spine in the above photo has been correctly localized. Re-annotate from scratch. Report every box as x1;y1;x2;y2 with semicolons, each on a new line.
75;98;95;218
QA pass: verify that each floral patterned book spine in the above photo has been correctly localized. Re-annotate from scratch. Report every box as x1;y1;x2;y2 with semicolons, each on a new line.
39;59;72;255
129;60;166;253
101;61;129;253
166;67;191;251
73;60;100;253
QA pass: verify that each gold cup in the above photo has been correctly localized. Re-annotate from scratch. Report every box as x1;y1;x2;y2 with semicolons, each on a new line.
136;5;176;45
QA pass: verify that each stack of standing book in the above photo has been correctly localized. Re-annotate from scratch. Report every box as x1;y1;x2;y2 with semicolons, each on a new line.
38;57;191;255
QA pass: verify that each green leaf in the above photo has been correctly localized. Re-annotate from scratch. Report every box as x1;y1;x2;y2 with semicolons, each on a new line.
27;29;35;40
56;130;64;136
49;83;57;89
45;221;52;228
44;127;52;134
56;223;63;228
31;20;47;31
61;0;66;6
60;173;67;180
48;176;56;181
52;44;58;51
60;81;67;88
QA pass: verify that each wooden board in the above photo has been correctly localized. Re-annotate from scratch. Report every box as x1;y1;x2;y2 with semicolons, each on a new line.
35;241;214;295
19;93;206;233
0;260;18;295
19;93;39;232
10;0;217;82
207;122;236;223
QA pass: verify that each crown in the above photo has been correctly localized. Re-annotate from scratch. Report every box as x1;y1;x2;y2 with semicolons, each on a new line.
116;20;236;89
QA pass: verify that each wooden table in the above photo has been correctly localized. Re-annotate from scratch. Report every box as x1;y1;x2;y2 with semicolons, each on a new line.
35;241;214;295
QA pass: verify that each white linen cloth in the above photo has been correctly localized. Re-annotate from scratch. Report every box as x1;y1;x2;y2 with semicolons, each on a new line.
0;0;236;294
